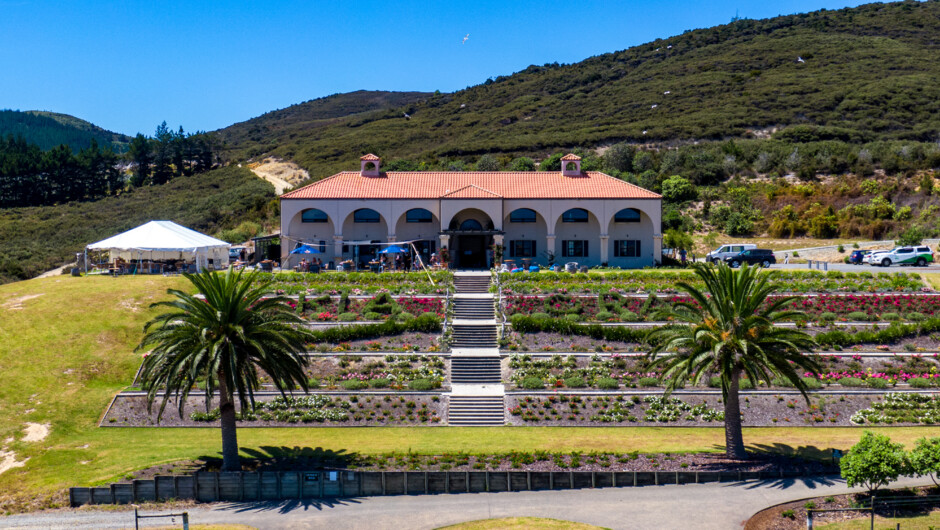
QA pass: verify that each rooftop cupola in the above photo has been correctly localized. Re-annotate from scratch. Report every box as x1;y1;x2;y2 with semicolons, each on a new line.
561;153;582;176
360;153;381;176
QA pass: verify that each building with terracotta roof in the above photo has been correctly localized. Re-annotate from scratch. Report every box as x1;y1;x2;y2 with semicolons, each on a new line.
280;154;662;269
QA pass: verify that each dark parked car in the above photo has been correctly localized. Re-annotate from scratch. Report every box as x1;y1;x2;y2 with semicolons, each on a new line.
848;249;872;264
724;249;776;268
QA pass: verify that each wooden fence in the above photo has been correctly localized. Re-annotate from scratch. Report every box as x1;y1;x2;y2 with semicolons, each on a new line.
70;468;819;506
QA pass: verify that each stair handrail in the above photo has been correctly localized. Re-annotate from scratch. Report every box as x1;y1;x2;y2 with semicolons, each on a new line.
494;270;506;338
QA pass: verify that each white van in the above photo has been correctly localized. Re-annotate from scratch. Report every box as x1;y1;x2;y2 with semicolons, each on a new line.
706;244;757;265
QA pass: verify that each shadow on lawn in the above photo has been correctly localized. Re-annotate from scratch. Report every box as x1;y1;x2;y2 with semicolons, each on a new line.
199;446;363;472
214;496;364;515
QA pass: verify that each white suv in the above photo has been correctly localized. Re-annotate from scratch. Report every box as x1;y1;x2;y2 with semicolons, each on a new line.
869;246;934;267
706;244;757;265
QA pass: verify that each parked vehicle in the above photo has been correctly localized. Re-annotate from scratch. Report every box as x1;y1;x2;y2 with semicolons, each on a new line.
848;249;872;264
706;244;757;265
229;246;247;261
869;246;934;267
724;249;776;268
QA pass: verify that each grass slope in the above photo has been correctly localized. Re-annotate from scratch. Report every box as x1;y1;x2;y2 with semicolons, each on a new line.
0;274;933;513
0;165;275;284
218;1;940;176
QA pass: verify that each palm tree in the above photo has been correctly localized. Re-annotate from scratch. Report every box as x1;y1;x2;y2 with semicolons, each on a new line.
136;268;313;471
647;263;819;459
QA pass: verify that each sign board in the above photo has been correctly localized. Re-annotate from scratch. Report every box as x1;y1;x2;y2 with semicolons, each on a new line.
328;471;338;481
303;473;320;482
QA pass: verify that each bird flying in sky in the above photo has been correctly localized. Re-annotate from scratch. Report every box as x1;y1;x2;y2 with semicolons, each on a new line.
462;34;469;44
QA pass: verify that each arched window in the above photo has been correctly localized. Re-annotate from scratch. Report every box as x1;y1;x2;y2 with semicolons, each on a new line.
353;208;381;223
301;209;328;223
614;208;641;223
406;208;433;223
460;219;483;230
509;208;537;223
561;208;589;223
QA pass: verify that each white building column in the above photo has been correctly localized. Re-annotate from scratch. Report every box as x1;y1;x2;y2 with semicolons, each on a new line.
546;234;556;262
388;234;397;242
599;234;609;265
333;235;344;262
653;234;663;265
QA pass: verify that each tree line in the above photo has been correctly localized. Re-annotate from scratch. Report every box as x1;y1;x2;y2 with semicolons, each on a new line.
0;122;219;208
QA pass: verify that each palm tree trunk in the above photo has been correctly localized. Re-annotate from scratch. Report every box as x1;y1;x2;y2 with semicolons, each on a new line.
217;373;241;471
724;372;748;460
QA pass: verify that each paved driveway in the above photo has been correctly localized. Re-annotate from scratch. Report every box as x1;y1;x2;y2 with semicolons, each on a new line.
1;476;931;530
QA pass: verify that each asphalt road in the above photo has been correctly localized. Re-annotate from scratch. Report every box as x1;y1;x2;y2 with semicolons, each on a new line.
771;262;938;273
1;476;931;530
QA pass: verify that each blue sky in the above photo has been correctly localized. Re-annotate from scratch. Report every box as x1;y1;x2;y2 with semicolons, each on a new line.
0;0;870;136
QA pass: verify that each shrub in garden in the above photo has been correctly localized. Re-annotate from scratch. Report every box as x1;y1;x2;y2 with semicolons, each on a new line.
310;313;442;343
520;377;545;389
370;378;390;388
620;310;641;322
564;314;581;322
908;378;934;388
882;312;900;322
847;311;870;321
839;377;866;387
338;312;358;322
819;312;837;322
597;377;620;390
638;377;660;387
840;431;909;494
802;377;823;390
341;379;368;390
595;311;614;321
771;377;794;387
396;312;415;322
867;378;889;389
307;378;321;389
907;312;926;322
364;311;383;321
531;312;551;320
408;378;435;391
564;376;587;388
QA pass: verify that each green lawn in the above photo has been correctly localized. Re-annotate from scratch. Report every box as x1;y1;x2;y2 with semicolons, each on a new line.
818;511;940;529
437;518;606;530
0;275;934;512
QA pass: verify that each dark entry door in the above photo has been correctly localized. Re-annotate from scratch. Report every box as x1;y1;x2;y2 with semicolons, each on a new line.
457;235;486;269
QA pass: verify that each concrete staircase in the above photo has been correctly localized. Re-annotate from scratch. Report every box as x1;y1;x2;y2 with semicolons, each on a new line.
447;271;505;426
447;396;505;426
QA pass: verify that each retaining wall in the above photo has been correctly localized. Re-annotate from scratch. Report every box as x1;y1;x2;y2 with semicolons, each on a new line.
70;468;820;506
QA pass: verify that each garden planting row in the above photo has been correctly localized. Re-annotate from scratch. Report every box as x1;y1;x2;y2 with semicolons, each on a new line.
263;354;447;391
503;353;940;391
262;271;453;295
502;293;940;324
505;392;940;427
497;270;927;294
102;391;940;428
293;292;446;323
502;314;940;352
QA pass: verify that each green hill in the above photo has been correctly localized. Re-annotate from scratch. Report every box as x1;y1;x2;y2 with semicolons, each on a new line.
217;1;940;177
0;110;130;152
0;166;275;284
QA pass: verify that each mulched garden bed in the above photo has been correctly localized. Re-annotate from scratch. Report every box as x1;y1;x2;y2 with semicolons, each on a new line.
745;486;940;530
307;332;444;353
103;393;445;427
505;393;892;427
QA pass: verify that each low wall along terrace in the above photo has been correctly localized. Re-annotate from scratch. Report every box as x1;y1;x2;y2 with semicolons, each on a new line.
70;468;823;506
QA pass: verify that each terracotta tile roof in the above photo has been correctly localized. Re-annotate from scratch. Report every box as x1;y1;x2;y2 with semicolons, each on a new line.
281;171;661;200
440;184;503;199
560;153;581;161
359;153;381;161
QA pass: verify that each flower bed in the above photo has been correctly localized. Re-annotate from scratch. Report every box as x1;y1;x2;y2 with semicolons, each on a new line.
307;332;444;353
265;271;453;295
505;393;887;426
502;294;940;323
296;293;445;322
850;392;940;424
506;353;940;390
292;354;447;390
498;270;927;295
103;393;444;427
306;312;443;348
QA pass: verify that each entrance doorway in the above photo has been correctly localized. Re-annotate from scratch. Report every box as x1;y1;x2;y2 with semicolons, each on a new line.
456;235;488;269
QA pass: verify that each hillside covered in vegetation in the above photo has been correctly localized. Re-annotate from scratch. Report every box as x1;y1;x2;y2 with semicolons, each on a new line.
0;110;130;152
0;166;275;284
218;2;940;177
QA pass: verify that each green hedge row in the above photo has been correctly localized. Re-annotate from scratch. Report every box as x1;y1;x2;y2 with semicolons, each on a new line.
815;317;940;348
310;313;442;343
509;314;652;343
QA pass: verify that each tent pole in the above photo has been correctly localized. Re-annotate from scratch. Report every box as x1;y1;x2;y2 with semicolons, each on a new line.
411;242;434;286
83;249;88;275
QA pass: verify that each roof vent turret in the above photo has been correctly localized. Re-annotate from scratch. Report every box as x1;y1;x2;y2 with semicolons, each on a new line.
561;154;581;176
360;154;381;176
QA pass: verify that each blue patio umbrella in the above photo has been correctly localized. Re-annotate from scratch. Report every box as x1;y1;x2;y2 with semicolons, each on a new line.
290;244;322;254
379;245;407;254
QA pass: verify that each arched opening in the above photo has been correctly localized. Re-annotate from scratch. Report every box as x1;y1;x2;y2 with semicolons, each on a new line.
342;209;388;269
565;161;578;172
445;208;496;269
504;208;548;267
608;207;653;268
509;208;537;223
555;208;601;266
353;208;381;223
396;208;440;267
288;208;335;268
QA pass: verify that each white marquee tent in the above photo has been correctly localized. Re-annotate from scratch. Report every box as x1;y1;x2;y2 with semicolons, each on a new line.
86;220;230;271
